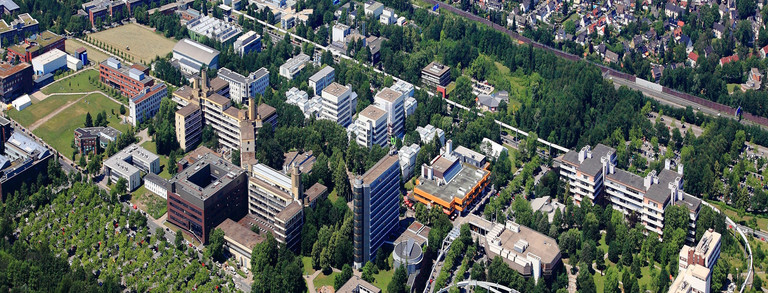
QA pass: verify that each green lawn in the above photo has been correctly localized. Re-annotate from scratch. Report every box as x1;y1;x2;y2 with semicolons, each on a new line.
328;189;339;203
33;93;127;155
141;141;173;179
130;185;167;219
302;256;315;275
7;94;84;127
41;69;101;95
727;83;740;94
372;266;394;291
312;271;339;291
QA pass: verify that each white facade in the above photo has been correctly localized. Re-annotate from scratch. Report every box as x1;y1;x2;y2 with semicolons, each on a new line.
104;144;160;191
374;88;405;138
130;83;168;127
398;143;420;178
416;124;445;145
234;31;262;56
285;87;323;119
31;49;67;75
354;105;388;147
390;79;415;97
187;15;243;43
11;94;30;111
332;24;350;43
321;82;354;127
364;1;384;17
308;66;335;96
404;97;417;116
279;53;310;80
66;54;83;71
218;67;270;104
380;8;396;25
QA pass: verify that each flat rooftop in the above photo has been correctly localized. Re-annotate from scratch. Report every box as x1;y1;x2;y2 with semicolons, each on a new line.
359;104;386;121
422;61;450;76
171;153;245;202
375;87;402;103
495;222;560;264
216;218;264;250
560;144;615;177
361;154;399;185
415;163;489;204
323;82;348;98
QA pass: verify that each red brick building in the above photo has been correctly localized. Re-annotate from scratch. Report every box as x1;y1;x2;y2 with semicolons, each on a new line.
0;62;32;103
6;30;65;63
99;58;154;98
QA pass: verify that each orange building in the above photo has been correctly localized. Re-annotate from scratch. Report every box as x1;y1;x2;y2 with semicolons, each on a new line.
412;142;490;216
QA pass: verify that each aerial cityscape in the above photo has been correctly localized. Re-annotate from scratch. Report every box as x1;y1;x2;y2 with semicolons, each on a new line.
0;0;765;292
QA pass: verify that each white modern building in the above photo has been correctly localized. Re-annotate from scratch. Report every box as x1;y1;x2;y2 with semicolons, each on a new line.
320;82;356;127
670;230;721;293
104;144;160;191
172;38;220;74
279;53;310;80
285;87;323;119
364;0;384;17
415;124;445;145
233;31;262;56
129;83;168;127
217;67;269;104
31;49;67;75
390;79;415;97
10;94;30;111
404;97;417;116
187;15;242;44
380;8;396;25
374;87;405;139
332;23;350;43
66;54;82;71
308;66;335;95
144;173;169;199
354;105;388;147
398;143;420;178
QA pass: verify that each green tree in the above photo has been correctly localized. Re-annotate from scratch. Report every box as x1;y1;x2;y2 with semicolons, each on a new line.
361;261;376;283
205;228;225;261
453;75;474;107
388;265;410;293
333;264;353;290
175;230;184;250
119;104;126;115
85;112;93;127
604;267;620;293
231;149;241;167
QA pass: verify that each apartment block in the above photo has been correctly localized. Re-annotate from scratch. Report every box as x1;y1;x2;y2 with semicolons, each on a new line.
557;144;615;205
279;53;310;80
320;82;356;127
421;61;451;88
130;83;168;127
99;58;154;98
104;144;160;191
217;67;269;104
352;154;401;268
6;30;65;63
234;31;262;56
167;152;248;243
374;87;405;139
558;144;702;240
247;163;305;251
0;62;32;103
670;230;721;293
354;105;388;148
175;104;203;151
398;143;420;178
308;66;335;95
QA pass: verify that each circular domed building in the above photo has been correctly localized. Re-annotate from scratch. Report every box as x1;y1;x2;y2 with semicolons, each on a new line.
393;238;424;274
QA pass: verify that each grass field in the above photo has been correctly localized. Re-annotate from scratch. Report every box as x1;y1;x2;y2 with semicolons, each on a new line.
65;39;110;64
42;69;101;95
130;185;167;219
7;93;84;127
727;83;740;94
89;23;176;64
140;141;174;179
372;255;395;291
312;271;339;291
33;93;127;155
302;256;315;275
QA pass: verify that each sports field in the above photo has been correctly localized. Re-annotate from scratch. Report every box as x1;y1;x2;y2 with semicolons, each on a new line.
32;93;129;155
89;23;176;64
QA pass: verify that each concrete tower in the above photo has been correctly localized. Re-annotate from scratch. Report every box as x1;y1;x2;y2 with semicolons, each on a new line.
353;176;364;269
291;163;303;202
